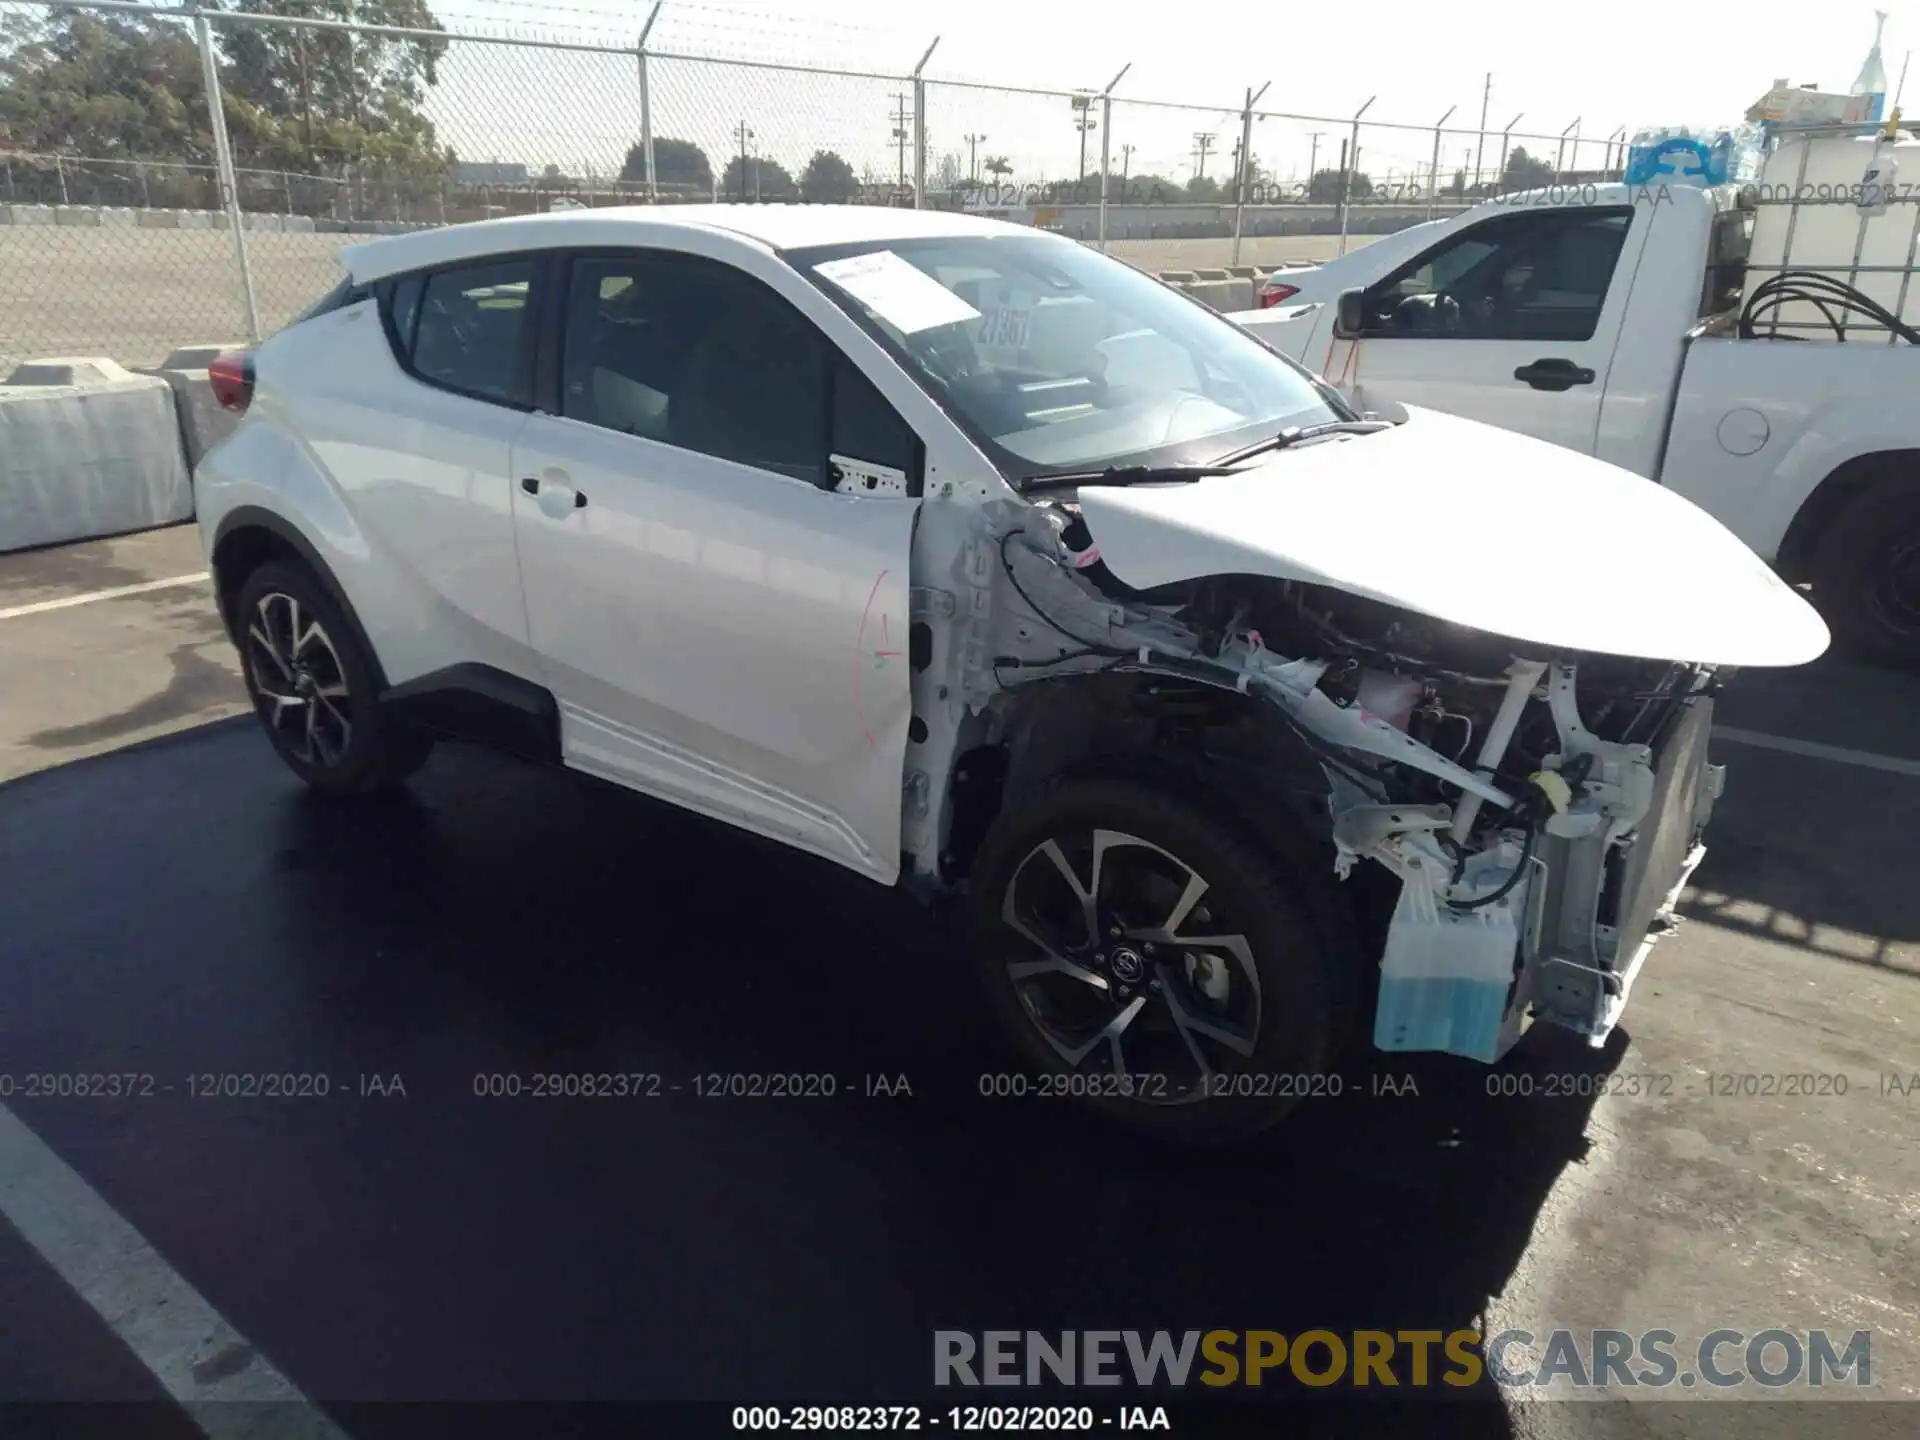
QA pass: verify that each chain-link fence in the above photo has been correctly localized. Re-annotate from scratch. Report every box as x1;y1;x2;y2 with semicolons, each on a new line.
0;0;1622;374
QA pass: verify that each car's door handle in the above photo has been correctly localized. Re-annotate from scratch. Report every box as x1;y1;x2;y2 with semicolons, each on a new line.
522;474;587;514
1513;358;1596;391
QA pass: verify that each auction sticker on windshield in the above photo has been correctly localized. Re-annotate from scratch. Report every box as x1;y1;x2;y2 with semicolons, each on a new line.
814;251;982;334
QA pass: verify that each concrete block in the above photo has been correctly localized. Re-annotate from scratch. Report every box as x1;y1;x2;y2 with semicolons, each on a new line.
99;207;138;228
1191;267;1231;281
176;209;213;230
1;358;193;553
53;206;104;227
1182;279;1240;312
243;212;285;233
284;215;317;233
136;209;182;229
10;205;55;225
138;343;249;471
1226;265;1260;279
1219;278;1255;310
1157;270;1197;283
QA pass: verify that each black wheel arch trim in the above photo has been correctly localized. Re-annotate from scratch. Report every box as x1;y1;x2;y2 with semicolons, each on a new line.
210;506;393;693
380;662;563;765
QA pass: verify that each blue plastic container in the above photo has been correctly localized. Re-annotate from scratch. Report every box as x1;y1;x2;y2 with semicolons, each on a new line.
1625;133;1733;186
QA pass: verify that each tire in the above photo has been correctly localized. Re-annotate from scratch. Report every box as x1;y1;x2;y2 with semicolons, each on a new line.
234;559;433;795
965;775;1361;1143
1809;481;1920;668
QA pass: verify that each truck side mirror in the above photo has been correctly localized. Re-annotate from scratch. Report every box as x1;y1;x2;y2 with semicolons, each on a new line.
1333;288;1367;339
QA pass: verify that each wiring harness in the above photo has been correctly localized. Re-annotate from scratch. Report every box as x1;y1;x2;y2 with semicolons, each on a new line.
1738;269;1920;344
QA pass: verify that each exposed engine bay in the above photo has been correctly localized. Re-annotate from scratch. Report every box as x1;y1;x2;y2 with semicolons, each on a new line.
906;496;1727;1064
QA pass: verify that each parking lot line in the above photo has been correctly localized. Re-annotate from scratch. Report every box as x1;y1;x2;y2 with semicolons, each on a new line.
1715;724;1920;778
0;1104;348;1439
0;573;211;622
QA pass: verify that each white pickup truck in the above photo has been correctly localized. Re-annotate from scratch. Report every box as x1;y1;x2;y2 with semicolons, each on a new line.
1233;177;1920;664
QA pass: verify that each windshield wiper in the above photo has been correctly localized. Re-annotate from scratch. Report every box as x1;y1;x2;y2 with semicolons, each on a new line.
1213;418;1396;466
1019;463;1246;495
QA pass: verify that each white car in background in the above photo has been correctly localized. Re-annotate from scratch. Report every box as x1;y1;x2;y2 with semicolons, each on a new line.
196;204;1824;1141
1249;217;1450;309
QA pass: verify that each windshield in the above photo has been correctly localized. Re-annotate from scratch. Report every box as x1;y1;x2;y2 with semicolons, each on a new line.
787;234;1348;481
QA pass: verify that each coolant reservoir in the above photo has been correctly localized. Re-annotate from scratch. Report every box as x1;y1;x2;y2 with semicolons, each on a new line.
1747;133;1920;335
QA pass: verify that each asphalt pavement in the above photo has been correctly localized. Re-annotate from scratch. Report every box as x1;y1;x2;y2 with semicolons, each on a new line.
0;524;1915;1439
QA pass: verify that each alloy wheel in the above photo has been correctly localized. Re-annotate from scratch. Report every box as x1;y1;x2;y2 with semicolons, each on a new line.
245;591;353;768
999;828;1262;1103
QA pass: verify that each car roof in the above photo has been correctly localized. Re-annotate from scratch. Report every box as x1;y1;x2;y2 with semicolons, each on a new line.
336;204;1045;284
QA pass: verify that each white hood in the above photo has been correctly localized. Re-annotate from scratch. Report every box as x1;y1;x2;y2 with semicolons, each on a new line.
1073;406;1830;668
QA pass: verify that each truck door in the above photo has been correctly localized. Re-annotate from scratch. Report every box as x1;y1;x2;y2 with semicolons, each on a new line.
1318;204;1648;457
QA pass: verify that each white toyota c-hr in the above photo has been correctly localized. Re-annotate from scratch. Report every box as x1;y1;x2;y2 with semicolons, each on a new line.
196;203;1827;1140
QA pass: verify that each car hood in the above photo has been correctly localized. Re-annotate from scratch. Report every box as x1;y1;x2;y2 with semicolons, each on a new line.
1072;406;1830;668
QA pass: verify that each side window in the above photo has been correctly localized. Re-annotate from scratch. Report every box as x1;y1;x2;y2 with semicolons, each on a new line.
403;258;536;405
832;354;920;484
561;252;869;490
1365;208;1632;342
385;273;424;355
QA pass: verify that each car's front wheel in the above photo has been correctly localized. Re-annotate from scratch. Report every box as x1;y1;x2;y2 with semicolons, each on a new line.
235;559;433;795
966;777;1358;1142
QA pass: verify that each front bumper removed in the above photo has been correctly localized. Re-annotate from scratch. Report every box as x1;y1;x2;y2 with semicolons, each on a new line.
1344;675;1724;1064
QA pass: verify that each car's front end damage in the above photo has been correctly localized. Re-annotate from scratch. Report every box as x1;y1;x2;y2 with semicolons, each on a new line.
906;408;1829;1067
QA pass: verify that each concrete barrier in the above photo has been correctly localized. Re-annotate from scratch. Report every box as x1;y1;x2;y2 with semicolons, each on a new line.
135;209;181;229
52;207;104;227
99;207;138;228
137;344;246;471
1;358;193;554
8;205;54;225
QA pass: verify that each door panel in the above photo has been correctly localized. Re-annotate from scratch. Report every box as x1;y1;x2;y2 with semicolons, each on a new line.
1323;205;1649;457
509;248;921;883
511;417;916;881
283;259;539;685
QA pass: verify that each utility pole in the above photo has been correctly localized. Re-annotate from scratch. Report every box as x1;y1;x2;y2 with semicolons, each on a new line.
1473;72;1491;189
964;132;986;182
891;91;912;194
1192;132;1215;179
735;120;754;202
1072;93;1097;185
1119;143;1134;192
1305;131;1324;194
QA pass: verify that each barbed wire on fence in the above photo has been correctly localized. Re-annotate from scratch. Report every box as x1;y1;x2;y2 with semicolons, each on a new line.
0;0;1634;374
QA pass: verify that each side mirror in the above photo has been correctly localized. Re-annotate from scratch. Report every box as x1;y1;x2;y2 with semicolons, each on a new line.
1333;288;1367;339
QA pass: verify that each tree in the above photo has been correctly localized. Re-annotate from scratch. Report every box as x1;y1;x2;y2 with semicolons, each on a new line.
0;11;206;167
799;149;858;203
1117;173;1175;204
722;154;795;201
1185;174;1222;201
1308;167;1372;202
983;155;1013;179
215;0;450;185
935;152;963;192
620;136;712;194
1448;167;1466;196
1500;145;1553;192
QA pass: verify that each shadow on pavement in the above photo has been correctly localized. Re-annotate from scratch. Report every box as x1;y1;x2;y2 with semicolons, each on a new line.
0;725;1646;1435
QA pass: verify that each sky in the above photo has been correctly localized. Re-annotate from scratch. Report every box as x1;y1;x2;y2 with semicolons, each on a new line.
372;0;1915;190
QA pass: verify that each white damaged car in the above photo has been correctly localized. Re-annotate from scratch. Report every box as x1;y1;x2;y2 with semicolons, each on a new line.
195;205;1828;1140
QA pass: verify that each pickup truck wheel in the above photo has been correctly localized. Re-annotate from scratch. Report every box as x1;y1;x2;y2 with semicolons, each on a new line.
1811;483;1920;667
236;560;434;796
965;777;1353;1143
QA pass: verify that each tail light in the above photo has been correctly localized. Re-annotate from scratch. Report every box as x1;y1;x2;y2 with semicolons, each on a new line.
1256;282;1301;309
208;350;255;413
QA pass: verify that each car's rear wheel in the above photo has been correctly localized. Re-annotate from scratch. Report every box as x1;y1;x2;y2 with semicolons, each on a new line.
966;777;1357;1143
1810;481;1920;668
235;560;433;795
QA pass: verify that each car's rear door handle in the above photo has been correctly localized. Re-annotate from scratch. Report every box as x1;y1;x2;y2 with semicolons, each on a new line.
521;473;588;513
1513;358;1596;391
